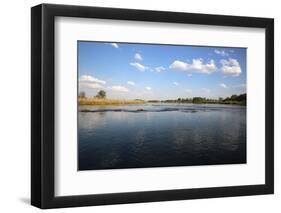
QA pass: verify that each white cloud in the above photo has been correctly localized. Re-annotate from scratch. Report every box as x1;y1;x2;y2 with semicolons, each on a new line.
130;62;149;72
192;59;216;72
79;75;106;85
146;86;151;91
214;49;229;57
155;66;165;72
79;75;106;89
134;53;142;61
127;81;135;86
108;85;128;92
110;43;119;48
220;58;242;76
169;59;217;74
219;83;228;88
173;82;179;86
169;60;189;70
80;82;103;89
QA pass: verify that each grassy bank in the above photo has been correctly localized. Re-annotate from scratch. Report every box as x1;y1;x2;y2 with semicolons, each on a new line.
79;98;145;105
78;93;246;106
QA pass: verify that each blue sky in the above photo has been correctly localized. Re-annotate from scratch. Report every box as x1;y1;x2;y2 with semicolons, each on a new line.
78;41;246;100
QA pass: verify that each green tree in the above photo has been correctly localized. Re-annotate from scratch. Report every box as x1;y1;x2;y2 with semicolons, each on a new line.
193;97;205;103
230;95;238;100
95;90;106;99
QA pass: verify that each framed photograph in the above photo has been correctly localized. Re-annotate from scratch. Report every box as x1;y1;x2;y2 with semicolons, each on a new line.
31;4;274;209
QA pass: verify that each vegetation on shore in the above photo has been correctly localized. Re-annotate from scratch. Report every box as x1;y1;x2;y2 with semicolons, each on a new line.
79;90;145;105
79;90;246;106
79;98;145;105
148;93;246;105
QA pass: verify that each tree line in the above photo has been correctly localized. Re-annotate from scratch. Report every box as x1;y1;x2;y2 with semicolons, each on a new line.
79;90;246;105
148;93;246;105
79;90;106;99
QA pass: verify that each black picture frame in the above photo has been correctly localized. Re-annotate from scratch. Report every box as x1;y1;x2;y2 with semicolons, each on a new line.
31;3;274;209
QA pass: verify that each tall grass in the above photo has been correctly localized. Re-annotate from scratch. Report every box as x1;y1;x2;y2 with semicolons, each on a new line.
79;98;145;105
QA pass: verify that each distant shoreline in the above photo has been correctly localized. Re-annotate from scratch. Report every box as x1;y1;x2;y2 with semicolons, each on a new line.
79;98;145;105
78;97;246;106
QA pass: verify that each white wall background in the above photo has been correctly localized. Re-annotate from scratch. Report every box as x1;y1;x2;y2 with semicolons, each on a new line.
0;0;279;212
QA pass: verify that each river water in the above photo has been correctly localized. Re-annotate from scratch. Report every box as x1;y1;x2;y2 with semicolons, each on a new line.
78;104;246;170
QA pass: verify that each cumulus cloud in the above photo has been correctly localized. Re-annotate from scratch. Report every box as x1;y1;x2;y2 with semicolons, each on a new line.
79;75;106;89
108;85;128;92
214;49;229;57
220;58;242;76
169;59;217;74
173;82;179;86
79;82;103;89
127;81;135;86
154;66;165;72
146;86;151;91
134;53;143;61
169;60;189;70
110;43;119;48
130;62;149;72
219;83;228;88
79;75;106;85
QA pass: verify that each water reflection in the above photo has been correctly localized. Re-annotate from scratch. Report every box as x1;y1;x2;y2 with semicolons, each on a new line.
78;104;246;170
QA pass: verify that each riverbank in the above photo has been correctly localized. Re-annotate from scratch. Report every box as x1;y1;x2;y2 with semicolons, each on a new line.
148;100;246;105
79;93;246;106
79;98;145;105
147;93;246;106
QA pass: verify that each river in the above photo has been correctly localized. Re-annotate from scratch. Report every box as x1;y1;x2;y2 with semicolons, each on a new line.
78;104;246;170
